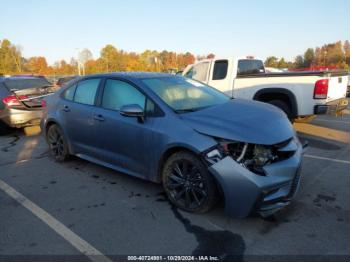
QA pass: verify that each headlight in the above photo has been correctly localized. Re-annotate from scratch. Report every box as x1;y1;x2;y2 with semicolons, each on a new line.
205;139;274;176
205;148;222;164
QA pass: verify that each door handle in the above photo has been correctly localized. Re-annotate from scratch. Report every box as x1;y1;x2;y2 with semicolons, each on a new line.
62;105;70;112
93;114;105;122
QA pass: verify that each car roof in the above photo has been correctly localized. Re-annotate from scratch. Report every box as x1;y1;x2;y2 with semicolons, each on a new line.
82;72;174;80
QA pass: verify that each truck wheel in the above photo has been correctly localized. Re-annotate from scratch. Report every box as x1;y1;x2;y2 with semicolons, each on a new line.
268;100;293;120
162;151;218;213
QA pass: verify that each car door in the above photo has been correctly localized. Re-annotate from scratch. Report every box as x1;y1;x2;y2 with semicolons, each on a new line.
92;78;159;178
184;62;210;84
58;78;101;155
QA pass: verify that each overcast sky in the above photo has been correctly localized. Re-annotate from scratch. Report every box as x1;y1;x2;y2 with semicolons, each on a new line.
1;0;349;64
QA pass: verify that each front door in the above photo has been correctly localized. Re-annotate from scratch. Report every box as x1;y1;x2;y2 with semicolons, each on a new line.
92;78;157;178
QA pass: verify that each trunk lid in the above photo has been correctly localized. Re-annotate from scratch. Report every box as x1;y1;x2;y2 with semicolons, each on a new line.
4;78;54;108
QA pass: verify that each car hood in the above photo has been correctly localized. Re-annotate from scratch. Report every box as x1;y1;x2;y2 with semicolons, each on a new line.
181;99;295;145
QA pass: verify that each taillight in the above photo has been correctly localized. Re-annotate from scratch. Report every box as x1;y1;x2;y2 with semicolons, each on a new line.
314;79;329;99
2;95;28;107
41;100;47;108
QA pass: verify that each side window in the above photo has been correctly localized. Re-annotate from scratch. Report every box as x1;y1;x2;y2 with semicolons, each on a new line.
74;79;100;105
63;84;77;101
213;60;228;80
101;79;146;111
192;62;209;82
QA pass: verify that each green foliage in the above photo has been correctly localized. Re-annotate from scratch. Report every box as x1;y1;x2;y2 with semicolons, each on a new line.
303;48;315;67
265;56;278;67
265;56;292;69
0;39;23;74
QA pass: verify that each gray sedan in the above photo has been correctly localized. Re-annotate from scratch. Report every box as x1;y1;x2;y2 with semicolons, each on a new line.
41;73;303;217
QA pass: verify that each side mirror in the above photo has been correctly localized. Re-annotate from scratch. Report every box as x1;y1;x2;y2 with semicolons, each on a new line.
120;104;145;123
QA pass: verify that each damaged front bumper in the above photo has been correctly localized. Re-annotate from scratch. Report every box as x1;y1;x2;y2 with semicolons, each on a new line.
208;139;303;218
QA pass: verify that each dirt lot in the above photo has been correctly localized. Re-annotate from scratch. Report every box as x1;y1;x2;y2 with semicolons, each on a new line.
0;103;350;261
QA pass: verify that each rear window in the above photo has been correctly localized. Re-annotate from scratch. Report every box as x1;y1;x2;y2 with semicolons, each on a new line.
213;60;228;80
237;59;265;76
4;78;51;90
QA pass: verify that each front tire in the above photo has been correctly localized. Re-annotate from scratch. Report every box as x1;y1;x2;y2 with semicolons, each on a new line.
47;124;69;162
162;151;217;213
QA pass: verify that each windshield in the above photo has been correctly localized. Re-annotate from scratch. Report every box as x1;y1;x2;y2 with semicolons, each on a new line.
142;76;230;112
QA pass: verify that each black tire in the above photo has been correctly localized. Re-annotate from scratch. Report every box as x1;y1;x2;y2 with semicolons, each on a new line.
47;124;69;162
268;100;293;120
0;120;11;136
162;151;217;213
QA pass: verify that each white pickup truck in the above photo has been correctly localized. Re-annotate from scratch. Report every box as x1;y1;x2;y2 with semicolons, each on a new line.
182;57;349;121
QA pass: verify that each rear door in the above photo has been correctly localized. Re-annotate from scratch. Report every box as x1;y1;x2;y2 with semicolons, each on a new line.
58;78;102;155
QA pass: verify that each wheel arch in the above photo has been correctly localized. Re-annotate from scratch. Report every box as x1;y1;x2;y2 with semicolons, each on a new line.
253;88;298;118
156;145;224;198
156;145;201;183
44;119;74;154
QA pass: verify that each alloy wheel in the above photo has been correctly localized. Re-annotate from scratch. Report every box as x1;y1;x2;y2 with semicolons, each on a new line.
166;160;208;210
47;126;65;158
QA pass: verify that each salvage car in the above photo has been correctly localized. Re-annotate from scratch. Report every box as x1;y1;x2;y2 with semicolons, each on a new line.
183;57;349;122
0;77;54;134
42;73;304;217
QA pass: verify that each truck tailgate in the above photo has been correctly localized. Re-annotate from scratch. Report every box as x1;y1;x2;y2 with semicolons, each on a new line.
327;75;348;102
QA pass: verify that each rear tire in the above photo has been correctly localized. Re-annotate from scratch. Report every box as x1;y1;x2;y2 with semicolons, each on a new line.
162;151;217;213
268;100;293;121
47;124;69;162
0;121;11;136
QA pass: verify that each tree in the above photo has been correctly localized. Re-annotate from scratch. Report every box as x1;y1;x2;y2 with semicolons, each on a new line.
207;53;215;59
344;41;350;65
277;58;290;69
25;56;49;74
294;55;304;69
303;48;315;67
0;39;23;74
78;48;93;75
100;44;120;72
265;56;278;67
